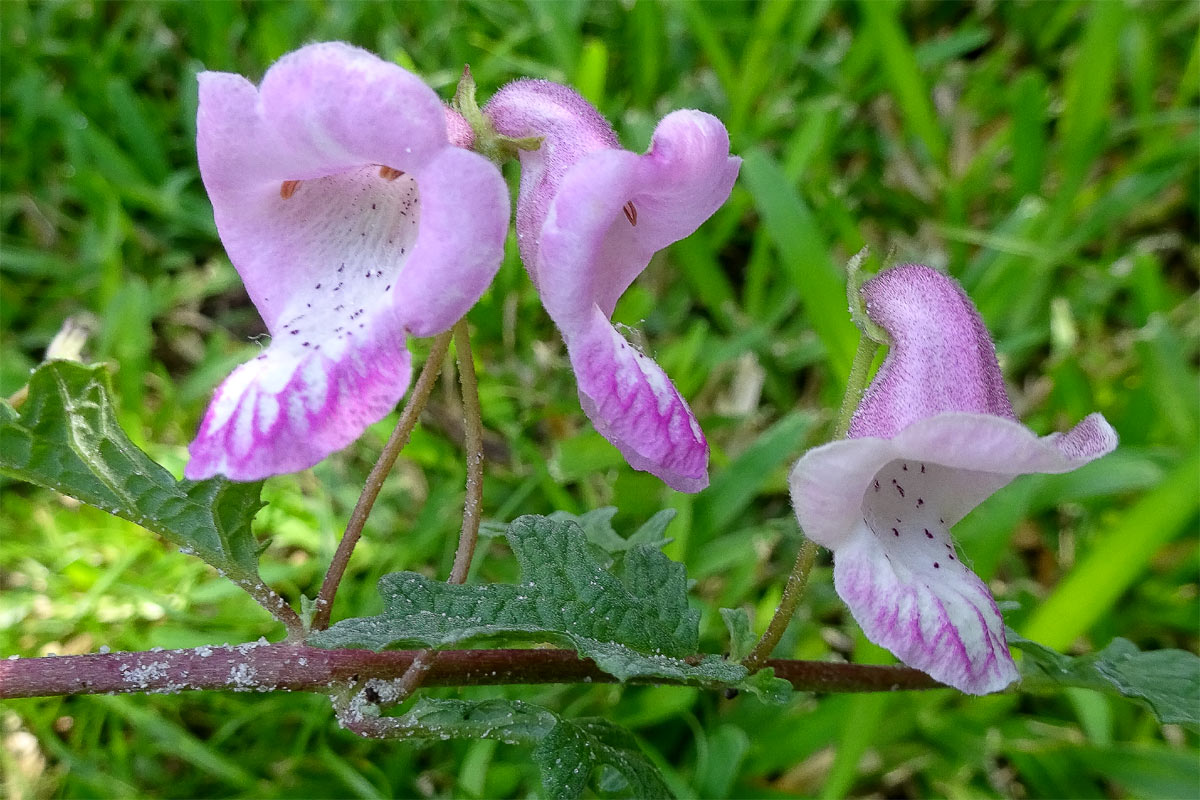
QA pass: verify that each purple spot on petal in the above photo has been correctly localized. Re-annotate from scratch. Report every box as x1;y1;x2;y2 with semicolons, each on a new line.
934;562;940;569
924;529;933;538
892;528;899;536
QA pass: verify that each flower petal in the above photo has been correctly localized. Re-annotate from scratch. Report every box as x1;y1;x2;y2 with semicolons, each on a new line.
850;265;1017;439
485;81;737;491
254;42;448;177
791;412;1117;550
197;43;507;334
483;78;621;282
535;110;740;330
834;523;1019;694
189;43;509;480
390;146;511;336
186;322;411;481
568;307;707;492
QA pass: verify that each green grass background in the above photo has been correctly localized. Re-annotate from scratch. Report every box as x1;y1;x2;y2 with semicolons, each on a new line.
1;0;1197;797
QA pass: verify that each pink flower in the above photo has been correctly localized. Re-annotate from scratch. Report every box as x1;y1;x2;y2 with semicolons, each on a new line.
484;80;740;492
186;43;508;480
790;265;1117;694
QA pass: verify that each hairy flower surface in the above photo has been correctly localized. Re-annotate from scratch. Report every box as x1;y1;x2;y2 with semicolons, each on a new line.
186;43;508;480
484;80;740;492
790;265;1117;694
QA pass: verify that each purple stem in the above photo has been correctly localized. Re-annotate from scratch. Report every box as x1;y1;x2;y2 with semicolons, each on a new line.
0;644;942;699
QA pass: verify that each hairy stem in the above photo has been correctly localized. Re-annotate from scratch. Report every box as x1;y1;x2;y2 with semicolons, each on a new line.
743;333;881;670
0;644;944;700
449;319;485;585
312;331;454;631
394;319;487;698
833;334;881;440
742;539;818;672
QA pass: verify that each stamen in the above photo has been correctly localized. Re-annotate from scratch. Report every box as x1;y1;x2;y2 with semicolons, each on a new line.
379;166;404;181
622;200;638;226
280;180;301;199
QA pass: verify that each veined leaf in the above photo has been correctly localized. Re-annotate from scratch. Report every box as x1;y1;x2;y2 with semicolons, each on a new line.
550;506;675;559
534;716;670;799
384;698;670;799
720;607;756;663
0;361;264;583
1011;632;1200;728
311;515;744;687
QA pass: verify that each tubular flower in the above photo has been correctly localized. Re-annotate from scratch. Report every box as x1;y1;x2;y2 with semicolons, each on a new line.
186;43;508;481
790;265;1117;694
483;80;740;492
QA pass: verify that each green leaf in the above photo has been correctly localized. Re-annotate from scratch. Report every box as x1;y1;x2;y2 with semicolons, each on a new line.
384;697;558;745
1011;632;1200;728
534;716;671;799
550;506;626;554
720;607;756;662
737;667;794;706
627;508;676;550
545;506;675;557
311;515;746;687
383;698;670;800
0;361;264;583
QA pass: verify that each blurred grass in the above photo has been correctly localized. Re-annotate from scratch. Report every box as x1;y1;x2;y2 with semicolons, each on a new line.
1;1;1197;798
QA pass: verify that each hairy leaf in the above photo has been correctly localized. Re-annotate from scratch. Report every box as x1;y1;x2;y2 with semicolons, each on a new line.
534;716;670;799
382;697;558;744
312;515;744;686
0;361;265;583
738;667;794;705
548;506;675;565
384;698;670;799
1011;631;1200;727
720;607;756;662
